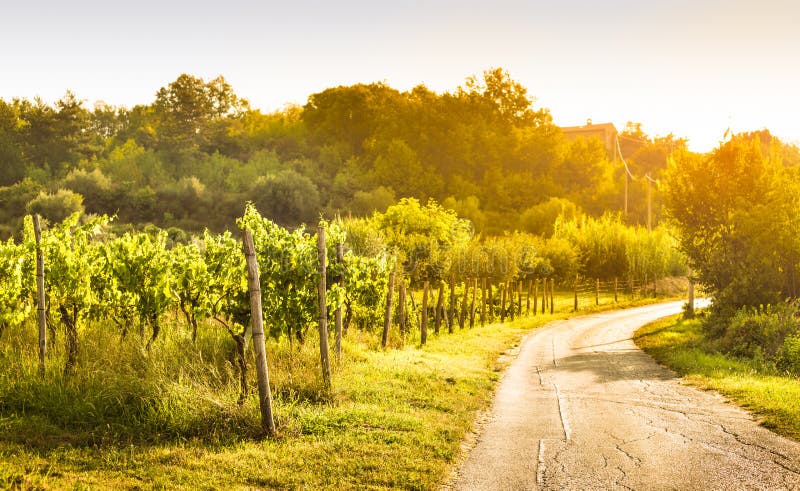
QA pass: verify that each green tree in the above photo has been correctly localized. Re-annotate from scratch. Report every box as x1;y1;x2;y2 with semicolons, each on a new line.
664;131;800;314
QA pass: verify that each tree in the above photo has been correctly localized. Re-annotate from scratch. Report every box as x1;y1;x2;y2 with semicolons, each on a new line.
373;198;471;283
664;131;800;314
0;100;26;186
153;74;248;161
369;139;441;198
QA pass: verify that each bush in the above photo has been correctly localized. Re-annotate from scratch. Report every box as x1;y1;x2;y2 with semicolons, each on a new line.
717;302;800;360
26;189;85;223
778;334;800;375
247;170;321;226
62;168;114;214
519;197;580;237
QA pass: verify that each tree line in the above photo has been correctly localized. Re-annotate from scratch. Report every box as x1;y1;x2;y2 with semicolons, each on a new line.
1;70;683;239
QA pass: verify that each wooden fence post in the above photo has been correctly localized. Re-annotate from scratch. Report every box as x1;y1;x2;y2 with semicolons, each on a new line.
573;274;579;312
335;243;344;362
526;279;532;315
448;277;456;334
480;278;487;325
316;227;332;391
500;283;507;322
541;278;547;314
614;277;618;303
470;278;477;328
686;273;695;318
34;215;46;377
421;280;430;344
408;287;418;334
487;280;494;321
517;281;522;318
550;278;555;314
459;279;468;329
398;278;407;340
434;282;444;334
596;278;600;306
533;279;538;316
382;270;395;348
508;281;515;321
242;229;277;436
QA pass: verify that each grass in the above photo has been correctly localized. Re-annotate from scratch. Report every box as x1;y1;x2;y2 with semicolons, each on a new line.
0;289;678;490
634;315;800;442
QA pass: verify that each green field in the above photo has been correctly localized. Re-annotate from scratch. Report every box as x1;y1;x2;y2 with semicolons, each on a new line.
634;316;800;442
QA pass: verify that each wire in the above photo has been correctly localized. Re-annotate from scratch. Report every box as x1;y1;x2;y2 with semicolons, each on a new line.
616;134;661;186
616;135;639;181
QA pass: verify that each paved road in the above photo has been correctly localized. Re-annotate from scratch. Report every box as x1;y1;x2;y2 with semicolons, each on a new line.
452;301;800;490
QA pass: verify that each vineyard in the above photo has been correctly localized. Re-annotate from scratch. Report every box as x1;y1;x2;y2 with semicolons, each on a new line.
0;199;686;446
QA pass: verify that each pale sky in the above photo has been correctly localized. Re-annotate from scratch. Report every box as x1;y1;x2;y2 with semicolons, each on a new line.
2;0;798;152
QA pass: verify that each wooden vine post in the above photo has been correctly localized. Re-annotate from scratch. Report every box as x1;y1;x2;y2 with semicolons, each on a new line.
480;278;487;325
242;229;277;436
595;278;600;306
510;282;515;319
448;277;456;334
508;282;514;321
460;279;469;329
470;278;477;328
541;278;547;314
526;279;532;315
382;269;396;348
316;227;332;391
335;243;344;361
34;214;46;377
434;282;444;334
487;280;494;321
421;280;430;344
573;274;579;312
500;283;507;322
398;278;407;340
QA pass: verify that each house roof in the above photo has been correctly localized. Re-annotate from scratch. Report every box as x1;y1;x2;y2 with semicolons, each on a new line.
560;122;618;134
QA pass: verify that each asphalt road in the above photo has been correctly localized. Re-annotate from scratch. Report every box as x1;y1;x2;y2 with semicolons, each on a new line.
451;301;800;490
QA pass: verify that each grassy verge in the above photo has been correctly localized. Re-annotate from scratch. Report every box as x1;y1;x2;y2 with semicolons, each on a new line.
634;316;800;441
1;292;676;490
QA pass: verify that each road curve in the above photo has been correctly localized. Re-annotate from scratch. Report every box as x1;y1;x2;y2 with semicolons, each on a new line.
450;301;800;490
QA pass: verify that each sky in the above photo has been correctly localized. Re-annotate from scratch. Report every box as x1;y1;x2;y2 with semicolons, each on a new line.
2;0;798;152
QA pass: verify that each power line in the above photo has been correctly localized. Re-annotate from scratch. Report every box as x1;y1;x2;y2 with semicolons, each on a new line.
615;134;660;185
615;134;639;181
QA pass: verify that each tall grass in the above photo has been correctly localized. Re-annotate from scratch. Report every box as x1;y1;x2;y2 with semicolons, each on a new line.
0;314;340;444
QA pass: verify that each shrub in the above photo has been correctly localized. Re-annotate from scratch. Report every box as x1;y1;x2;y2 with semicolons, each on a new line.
717;302;800;360
778;334;800;375
25;189;85;223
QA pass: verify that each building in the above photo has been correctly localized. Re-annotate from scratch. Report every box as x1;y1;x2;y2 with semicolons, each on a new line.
560;121;618;156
